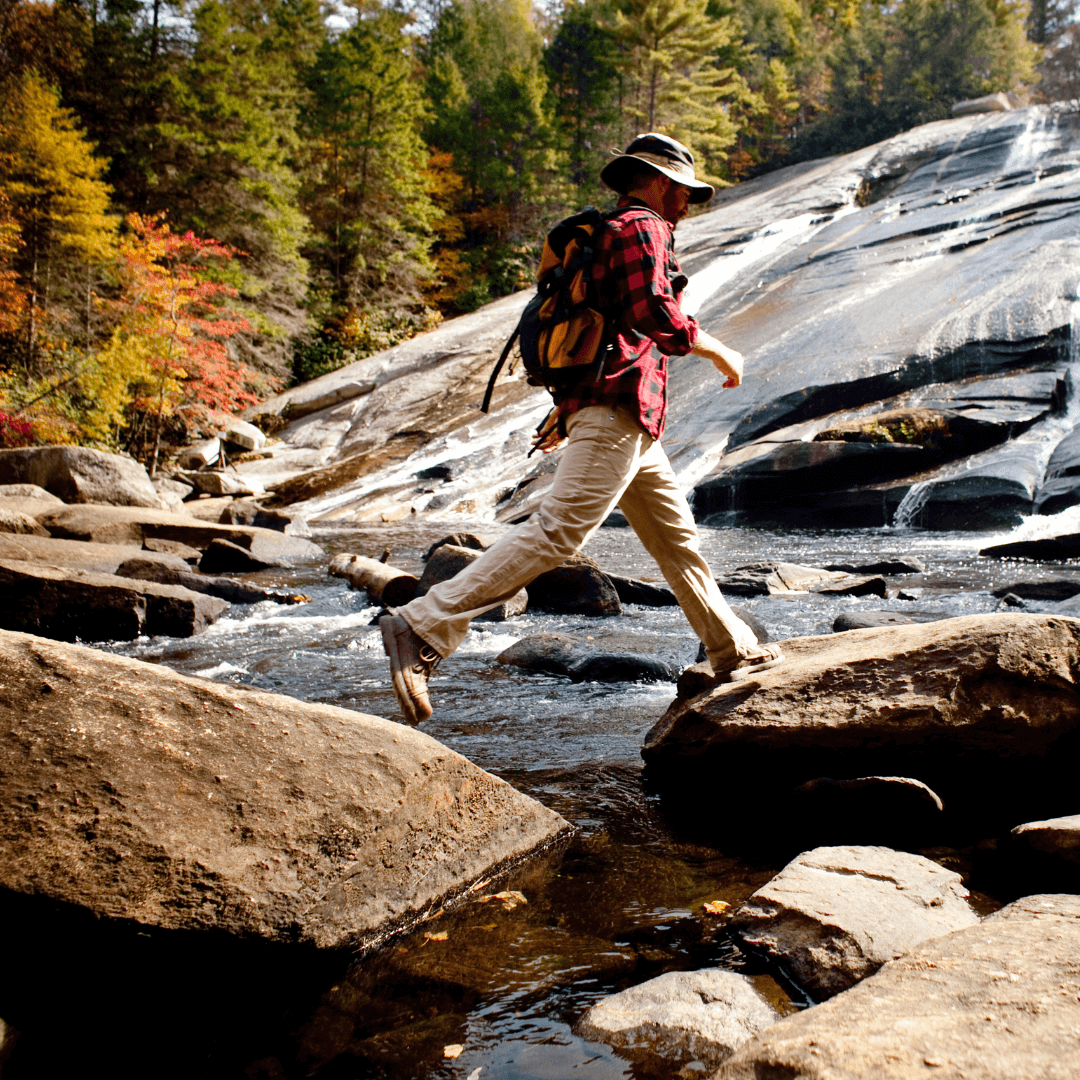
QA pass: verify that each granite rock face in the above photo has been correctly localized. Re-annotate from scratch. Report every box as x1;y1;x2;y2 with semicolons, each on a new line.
232;106;1080;533
0;631;570;948
712;895;1080;1080
729;846;979;1000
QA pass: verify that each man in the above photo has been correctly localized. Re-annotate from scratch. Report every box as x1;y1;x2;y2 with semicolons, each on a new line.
381;132;783;724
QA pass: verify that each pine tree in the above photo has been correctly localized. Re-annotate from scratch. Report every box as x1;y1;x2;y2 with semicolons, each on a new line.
609;0;754;181
300;4;438;323
151;0;318;373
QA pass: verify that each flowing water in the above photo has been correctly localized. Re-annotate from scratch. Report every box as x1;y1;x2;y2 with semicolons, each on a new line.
10;516;1064;1080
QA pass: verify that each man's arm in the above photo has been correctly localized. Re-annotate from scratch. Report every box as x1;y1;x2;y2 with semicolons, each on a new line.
690;328;744;388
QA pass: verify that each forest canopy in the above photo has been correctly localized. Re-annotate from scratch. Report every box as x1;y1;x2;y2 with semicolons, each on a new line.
0;0;1060;459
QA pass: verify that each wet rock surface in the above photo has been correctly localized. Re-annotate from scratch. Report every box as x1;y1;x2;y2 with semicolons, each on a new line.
729;846;979;1001
497;632;678;683
712;894;1080;1080
575;968;778;1070
714;562;848;597
644;614;1080;829
230;105;1080;535
0;631;570;948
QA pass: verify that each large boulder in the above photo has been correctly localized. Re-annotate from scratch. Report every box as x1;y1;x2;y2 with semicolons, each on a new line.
0;446;160;507
576;969;778;1072
0;631;570;948
643;614;1080;829
0;559;227;639
729;846;979;1001
711;895;1080;1080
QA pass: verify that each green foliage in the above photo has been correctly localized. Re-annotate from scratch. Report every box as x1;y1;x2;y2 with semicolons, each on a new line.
300;4;438;321
794;0;1039;159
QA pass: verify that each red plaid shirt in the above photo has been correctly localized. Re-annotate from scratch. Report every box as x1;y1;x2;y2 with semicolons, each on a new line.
553;197;699;440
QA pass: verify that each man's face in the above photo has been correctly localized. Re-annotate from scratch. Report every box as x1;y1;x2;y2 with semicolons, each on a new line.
660;178;691;227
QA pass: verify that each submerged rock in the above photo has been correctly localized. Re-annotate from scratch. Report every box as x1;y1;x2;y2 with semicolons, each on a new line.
644;614;1080;828
832;610;941;631
576;969;778;1071
0;631;570;948
729;846;978;1001
712;895;1080;1080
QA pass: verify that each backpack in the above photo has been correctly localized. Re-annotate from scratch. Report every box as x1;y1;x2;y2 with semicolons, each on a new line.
480;204;659;414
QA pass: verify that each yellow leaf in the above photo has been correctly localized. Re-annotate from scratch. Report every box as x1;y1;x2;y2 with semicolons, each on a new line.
443;1044;464;1059
703;900;730;915
477;889;527;911
423;930;448;943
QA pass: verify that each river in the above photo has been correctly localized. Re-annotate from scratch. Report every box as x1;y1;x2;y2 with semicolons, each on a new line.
31;515;1065;1080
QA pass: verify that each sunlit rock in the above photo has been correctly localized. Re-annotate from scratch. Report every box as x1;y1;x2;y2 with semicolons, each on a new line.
729;846;978;1001
644;614;1080;830
711;895;1080;1080
576;969;778;1071
0;630;570;948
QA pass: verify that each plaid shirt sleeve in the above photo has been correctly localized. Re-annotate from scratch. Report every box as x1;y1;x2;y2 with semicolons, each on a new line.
606;210;699;355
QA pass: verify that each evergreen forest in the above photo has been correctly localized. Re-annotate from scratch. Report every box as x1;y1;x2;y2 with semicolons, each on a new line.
0;0;1068;461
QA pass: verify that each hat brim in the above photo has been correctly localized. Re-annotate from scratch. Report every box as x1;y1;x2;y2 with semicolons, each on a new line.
600;154;715;204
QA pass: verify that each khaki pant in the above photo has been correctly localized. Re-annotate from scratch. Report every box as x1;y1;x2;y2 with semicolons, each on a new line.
400;405;759;670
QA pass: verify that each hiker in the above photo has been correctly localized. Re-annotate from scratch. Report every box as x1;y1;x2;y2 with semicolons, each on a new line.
381;132;783;724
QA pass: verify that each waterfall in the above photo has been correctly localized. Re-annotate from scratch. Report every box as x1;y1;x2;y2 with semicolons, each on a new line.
892;480;933;529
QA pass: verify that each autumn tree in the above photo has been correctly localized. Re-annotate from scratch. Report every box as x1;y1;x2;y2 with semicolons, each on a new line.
0;73;117;367
90;213;265;470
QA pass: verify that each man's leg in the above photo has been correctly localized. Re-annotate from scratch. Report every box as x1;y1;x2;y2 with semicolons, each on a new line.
384;407;650;720
616;437;774;674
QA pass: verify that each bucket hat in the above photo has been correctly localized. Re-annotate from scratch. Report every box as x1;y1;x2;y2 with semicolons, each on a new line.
599;132;715;204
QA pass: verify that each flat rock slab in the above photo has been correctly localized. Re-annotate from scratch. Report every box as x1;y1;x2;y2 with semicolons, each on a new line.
37;504;322;562
715;563;849;597
0;446;160;506
712;894;1080;1080
576;969;778;1071
0;559;228;640
0;631;570;948
729;846;979;1001
644;614;1080;825
0;532;190;575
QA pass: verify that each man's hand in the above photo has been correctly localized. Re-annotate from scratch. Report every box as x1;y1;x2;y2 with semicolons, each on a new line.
690;329;744;388
530;405;567;455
